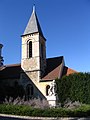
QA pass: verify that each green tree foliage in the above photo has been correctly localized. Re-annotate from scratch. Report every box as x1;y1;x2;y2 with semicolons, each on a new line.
56;73;90;105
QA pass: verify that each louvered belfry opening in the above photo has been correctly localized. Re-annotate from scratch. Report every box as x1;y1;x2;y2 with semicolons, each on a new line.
29;41;32;58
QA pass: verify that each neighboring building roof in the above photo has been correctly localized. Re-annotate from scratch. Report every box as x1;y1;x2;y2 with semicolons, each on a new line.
41;56;64;81
62;66;77;76
23;7;43;37
0;64;21;79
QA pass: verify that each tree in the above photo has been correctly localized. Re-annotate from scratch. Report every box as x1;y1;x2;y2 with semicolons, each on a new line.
56;72;90;105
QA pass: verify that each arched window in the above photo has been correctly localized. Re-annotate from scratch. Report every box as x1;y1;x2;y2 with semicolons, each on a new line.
28;41;32;58
46;85;50;96
26;84;34;100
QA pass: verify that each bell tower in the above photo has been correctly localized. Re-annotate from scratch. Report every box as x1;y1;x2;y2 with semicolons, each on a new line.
0;43;4;66
21;6;46;82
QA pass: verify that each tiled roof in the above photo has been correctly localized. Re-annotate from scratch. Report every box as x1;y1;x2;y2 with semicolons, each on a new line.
62;66;77;76
41;56;64;81
0;64;21;79
23;8;43;37
0;58;76;80
0;57;64;81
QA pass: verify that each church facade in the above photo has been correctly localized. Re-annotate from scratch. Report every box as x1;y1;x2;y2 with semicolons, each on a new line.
0;7;76;105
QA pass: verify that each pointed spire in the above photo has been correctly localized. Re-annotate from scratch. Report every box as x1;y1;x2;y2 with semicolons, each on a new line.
33;4;35;13
23;6;43;37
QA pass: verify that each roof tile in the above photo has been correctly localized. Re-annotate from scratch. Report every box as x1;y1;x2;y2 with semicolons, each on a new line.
42;56;63;80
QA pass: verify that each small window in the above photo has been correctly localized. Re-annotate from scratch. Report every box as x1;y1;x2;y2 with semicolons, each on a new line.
46;85;50;96
29;41;32;58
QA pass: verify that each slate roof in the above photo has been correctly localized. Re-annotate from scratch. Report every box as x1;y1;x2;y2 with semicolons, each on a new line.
23;8;43;37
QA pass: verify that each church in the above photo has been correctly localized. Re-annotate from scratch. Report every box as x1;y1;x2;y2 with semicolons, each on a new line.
0;7;76;106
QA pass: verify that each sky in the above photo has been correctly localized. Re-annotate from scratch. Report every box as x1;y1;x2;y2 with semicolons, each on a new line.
0;0;90;72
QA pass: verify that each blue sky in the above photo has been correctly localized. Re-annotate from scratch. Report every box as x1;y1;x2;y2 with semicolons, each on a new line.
0;0;90;72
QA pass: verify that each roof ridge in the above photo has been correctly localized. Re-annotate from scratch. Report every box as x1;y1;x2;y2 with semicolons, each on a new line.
65;66;77;72
5;63;21;67
47;56;63;60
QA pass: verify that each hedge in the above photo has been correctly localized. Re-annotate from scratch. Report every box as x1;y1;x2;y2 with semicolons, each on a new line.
0;104;90;117
56;72;90;105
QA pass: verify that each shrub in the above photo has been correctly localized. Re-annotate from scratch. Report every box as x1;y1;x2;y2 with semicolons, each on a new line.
56;72;90;105
63;99;82;109
3;97;49;109
0;104;90;117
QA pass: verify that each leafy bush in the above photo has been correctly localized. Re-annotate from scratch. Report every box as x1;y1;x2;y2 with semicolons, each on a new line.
56;72;90;105
0;104;90;117
63;99;82;109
